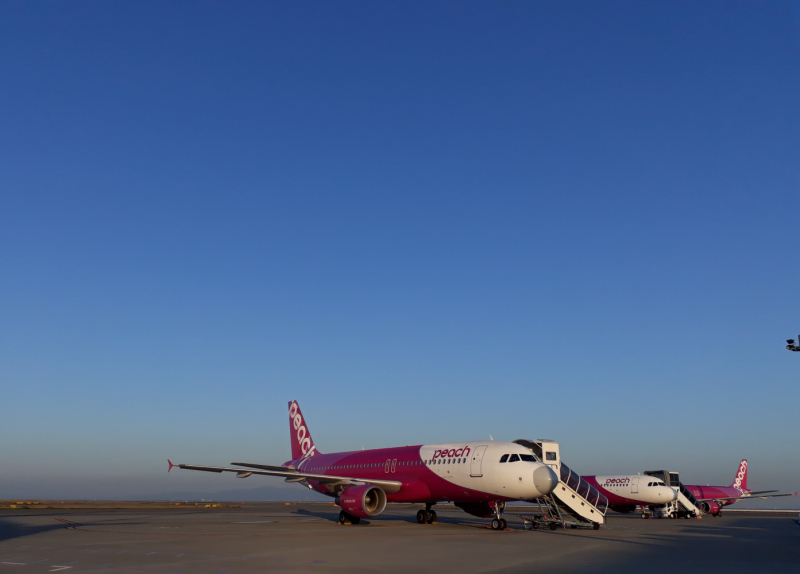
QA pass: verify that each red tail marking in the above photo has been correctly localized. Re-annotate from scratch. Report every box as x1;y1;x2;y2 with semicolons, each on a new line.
168;459;174;473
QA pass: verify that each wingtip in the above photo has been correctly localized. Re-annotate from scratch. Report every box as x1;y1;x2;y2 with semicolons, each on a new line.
168;459;174;473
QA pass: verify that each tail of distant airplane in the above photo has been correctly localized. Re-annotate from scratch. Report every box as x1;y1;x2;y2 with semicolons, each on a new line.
288;400;319;460
731;459;748;490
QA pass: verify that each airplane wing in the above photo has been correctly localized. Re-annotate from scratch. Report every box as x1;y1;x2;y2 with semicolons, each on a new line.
168;460;403;494
231;462;300;473
695;492;797;503
741;490;778;496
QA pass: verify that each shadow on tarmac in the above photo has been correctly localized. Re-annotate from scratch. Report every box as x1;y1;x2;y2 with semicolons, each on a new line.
0;517;64;543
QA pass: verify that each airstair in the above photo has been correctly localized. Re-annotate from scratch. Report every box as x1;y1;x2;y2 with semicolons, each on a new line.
644;470;703;518
514;439;608;528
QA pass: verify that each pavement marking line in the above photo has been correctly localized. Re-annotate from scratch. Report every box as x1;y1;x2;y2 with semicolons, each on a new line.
49;567;72;572
230;522;275;524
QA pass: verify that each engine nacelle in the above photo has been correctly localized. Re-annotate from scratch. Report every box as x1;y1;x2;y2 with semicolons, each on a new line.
700;501;720;515
336;485;387;518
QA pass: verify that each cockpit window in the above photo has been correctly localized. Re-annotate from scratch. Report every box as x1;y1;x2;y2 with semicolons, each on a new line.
508;454;520;462
499;454;509;463
520;454;536;462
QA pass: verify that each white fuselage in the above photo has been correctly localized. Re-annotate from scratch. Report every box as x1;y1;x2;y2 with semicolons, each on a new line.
419;441;558;501
592;475;677;505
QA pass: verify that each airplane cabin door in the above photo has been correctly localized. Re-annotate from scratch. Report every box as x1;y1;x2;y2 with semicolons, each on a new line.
470;445;488;477
631;478;639;494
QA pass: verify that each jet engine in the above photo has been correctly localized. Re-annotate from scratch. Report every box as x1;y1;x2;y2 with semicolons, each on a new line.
336;485;387;518
699;501;721;515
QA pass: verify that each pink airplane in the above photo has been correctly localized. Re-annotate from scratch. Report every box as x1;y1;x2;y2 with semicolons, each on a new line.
685;459;797;517
582;474;678;515
170;401;560;529
583;461;794;519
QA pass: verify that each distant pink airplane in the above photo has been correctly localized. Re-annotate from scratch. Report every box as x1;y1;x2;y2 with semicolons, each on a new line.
686;459;797;517
169;400;560;530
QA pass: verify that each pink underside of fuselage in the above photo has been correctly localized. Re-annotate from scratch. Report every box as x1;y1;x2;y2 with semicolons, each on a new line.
282;446;513;504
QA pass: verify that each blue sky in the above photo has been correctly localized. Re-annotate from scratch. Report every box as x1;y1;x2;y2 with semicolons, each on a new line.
1;1;798;506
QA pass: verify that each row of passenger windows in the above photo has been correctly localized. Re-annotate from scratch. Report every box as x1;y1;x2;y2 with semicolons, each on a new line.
310;453;545;472
499;454;537;463
309;458;467;472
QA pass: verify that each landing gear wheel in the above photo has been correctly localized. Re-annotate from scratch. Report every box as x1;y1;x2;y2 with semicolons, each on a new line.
641;513;648;519
593;522;600;530
549;522;558;531
428;510;437;523
338;511;348;525
499;518;507;530
416;510;428;524
491;518;501;530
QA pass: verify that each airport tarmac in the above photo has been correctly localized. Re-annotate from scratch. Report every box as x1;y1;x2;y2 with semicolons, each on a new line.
1;503;798;574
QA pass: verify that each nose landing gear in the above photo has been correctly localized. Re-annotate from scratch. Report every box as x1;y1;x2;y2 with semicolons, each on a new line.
490;501;508;530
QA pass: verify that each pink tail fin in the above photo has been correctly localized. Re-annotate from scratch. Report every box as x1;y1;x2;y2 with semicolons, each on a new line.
731;459;748;490
288;401;319;461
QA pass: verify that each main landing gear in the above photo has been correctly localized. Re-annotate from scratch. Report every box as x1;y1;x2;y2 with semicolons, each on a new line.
338;511;360;525
490;501;507;530
416;504;437;524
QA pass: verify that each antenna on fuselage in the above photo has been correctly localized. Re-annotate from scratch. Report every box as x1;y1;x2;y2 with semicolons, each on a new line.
490;435;494;441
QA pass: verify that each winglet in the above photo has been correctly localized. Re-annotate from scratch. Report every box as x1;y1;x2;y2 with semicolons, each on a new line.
168;459;174;473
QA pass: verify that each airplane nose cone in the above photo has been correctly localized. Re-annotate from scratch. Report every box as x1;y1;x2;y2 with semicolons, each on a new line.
533;465;558;495
669;488;678;501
